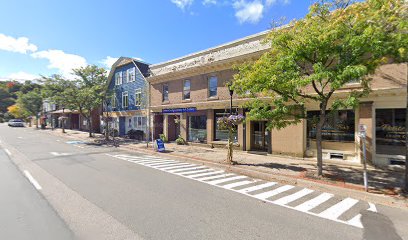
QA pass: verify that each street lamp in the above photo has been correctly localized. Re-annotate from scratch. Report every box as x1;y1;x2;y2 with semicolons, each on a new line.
228;83;234;115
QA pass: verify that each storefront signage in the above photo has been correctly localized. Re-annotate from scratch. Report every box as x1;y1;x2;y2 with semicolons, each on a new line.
155;139;165;152
162;107;197;114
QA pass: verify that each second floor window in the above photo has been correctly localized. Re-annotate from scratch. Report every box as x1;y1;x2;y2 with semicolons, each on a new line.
128;68;135;82
135;88;142;106
208;76;217;97
162;83;169;102
115;72;122;85
122;92;128;108
112;93;116;109
183;80;191;100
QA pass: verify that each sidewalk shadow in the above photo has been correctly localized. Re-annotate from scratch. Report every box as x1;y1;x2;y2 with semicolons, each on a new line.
235;162;307;172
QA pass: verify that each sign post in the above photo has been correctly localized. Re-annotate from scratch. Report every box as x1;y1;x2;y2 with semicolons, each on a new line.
358;124;368;192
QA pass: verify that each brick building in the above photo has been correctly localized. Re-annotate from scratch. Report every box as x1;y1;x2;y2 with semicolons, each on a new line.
147;31;407;168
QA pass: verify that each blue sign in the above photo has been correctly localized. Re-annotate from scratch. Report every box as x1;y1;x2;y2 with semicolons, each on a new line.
156;139;165;152
162;107;197;114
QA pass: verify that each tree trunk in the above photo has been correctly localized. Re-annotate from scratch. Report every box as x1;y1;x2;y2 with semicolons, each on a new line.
105;116;110;141
226;127;233;165
316;102;327;177
88;116;93;138
35;116;39;128
405;77;408;192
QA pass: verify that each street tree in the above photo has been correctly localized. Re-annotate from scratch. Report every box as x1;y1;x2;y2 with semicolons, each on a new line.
7;104;28;119
42;66;107;137
234;0;407;176
17;89;43;128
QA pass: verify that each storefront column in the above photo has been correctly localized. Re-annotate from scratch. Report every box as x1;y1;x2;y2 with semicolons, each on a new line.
245;116;251;151
163;114;169;139
237;109;244;150
358;101;374;164
206;109;214;143
180;113;187;140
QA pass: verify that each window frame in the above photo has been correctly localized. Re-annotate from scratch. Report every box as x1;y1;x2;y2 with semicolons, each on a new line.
162;83;169;102
122;91;129;109
208;76;218;98
135;88;142;106
183;79;191;100
128;67;135;82
112;93;116;109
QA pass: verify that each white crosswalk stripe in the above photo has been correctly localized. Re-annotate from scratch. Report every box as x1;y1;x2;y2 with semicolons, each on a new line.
294;193;334;212
223;180;255;189
206;176;247;185
108;153;376;229
187;170;225;178
273;188;314;205
253;185;295;200
318;198;359;220
237;182;277;194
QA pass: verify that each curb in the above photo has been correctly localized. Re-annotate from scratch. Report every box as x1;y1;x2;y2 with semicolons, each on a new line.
40;128;408;209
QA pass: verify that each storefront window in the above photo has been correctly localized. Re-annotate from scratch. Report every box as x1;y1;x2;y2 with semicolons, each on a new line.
307;110;355;142
214;110;238;142
188;115;207;142
376;109;406;155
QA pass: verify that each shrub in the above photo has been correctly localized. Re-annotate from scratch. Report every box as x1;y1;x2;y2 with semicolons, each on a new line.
159;134;168;143
176;135;186;145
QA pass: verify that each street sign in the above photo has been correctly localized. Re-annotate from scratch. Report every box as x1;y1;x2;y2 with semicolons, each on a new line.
358;124;367;138
155;139;165;152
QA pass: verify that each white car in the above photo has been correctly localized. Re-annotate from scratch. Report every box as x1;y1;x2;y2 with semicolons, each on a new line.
8;119;25;127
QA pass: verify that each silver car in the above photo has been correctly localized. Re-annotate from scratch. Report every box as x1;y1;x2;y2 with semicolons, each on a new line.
8;119;25;127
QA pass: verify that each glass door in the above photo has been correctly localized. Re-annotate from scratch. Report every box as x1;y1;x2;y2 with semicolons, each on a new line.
251;121;267;151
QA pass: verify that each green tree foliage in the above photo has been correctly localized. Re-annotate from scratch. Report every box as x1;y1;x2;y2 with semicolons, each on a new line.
42;65;107;137
234;0;407;176
16;89;43;127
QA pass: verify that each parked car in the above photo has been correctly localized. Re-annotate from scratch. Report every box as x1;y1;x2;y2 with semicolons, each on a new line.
8;119;25;127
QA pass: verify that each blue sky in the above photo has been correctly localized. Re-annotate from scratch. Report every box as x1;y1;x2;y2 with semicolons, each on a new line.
0;0;312;81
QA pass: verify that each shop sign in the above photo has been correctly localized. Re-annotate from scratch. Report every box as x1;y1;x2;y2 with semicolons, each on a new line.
155;139;165;152
162;107;197;114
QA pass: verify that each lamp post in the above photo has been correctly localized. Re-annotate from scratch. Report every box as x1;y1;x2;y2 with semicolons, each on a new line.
229;85;234;115
62;106;66;133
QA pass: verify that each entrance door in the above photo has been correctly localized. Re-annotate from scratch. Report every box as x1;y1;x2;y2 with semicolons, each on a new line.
251;121;267;151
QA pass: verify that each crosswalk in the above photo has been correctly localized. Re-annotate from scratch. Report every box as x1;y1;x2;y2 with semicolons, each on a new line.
107;153;377;229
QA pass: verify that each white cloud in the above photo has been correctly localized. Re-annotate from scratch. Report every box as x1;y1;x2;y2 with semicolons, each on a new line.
5;72;40;82
233;0;264;24
31;50;87;78
100;56;119;69
265;0;276;7
202;0;217;5
0;33;38;54
171;0;194;11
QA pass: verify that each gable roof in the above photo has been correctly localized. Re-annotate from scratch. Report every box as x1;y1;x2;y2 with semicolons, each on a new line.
106;57;150;88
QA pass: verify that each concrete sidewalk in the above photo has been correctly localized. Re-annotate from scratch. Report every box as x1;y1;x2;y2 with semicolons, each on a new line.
40;127;408;209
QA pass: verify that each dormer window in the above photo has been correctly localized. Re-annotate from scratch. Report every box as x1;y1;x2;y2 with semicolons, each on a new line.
128;68;135;82
115;72;122;85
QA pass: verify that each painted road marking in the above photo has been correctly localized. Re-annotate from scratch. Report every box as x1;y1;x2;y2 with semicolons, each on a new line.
187;170;225;178
109;154;375;229
178;169;211;175
294;193;334;212
223;180;255;189
169;166;207;173
195;173;235;181
4;148;11;156
23;170;42;190
237;182;277;194
318;198;359;220
253;185;295;200
50;152;70;156
273;188;314;205
207;176;248;185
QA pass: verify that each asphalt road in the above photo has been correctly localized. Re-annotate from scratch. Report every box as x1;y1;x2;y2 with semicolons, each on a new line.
0;124;407;240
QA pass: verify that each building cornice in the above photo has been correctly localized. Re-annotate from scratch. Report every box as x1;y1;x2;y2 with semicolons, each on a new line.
148;31;271;83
